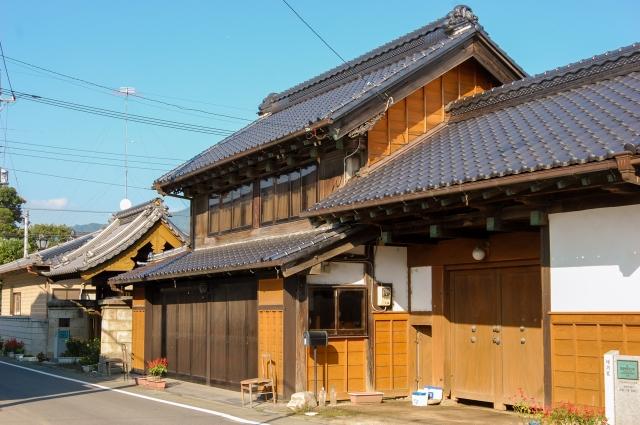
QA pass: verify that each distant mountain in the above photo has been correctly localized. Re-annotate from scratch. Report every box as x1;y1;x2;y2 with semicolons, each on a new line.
72;223;104;234
168;208;190;236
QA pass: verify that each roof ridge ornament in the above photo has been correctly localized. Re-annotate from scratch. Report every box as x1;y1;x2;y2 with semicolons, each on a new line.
444;5;478;34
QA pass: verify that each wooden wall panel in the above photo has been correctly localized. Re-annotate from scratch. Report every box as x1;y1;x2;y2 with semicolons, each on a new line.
373;312;410;396
132;286;146;371
319;151;344;201
367;58;498;165
306;337;367;399
258;310;284;395
258;278;283;306
551;313;640;408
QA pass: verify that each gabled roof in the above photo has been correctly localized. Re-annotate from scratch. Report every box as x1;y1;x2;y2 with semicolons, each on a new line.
155;5;525;190
110;224;372;284
44;199;187;277
0;232;97;275
304;43;640;215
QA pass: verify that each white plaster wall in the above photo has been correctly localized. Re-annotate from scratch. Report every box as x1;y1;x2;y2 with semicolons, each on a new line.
550;204;640;312
410;266;432;312
374;245;408;311
306;262;365;285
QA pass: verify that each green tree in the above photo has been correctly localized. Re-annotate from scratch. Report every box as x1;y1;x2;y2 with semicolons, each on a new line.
0;186;25;225
0;185;25;265
29;223;73;251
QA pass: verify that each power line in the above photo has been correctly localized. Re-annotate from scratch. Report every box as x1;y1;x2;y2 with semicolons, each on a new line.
0;40;15;98
5;151;169;172
280;0;348;64
4;138;188;162
5;90;237;136
4;168;156;191
3;55;255;123
1;144;180;167
26;207;113;214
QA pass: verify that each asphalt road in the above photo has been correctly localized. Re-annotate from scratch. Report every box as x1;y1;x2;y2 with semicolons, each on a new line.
0;362;260;425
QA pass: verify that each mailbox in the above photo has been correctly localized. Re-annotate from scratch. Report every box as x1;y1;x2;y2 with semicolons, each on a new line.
303;330;328;347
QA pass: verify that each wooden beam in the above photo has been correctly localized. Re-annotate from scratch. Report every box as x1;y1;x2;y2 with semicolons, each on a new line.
429;224;459;239
530;210;548;226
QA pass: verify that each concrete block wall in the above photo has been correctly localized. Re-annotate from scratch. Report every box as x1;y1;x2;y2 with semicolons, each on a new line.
0;316;48;355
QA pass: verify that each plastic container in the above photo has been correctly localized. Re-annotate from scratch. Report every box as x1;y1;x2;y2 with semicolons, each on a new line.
424;386;443;404
411;391;429;407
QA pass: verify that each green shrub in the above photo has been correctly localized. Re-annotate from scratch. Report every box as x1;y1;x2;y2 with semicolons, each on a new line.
64;338;84;357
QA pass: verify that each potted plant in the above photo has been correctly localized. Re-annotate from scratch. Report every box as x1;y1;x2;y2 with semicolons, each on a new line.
78;338;100;372
58;338;84;364
3;338;24;358
137;357;168;389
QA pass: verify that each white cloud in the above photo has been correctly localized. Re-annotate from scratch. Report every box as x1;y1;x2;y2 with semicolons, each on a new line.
28;198;69;209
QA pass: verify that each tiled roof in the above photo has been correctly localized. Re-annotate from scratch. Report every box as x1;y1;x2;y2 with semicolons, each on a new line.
306;44;640;214
156;6;521;188
0;232;98;275
44;198;187;277
110;225;370;283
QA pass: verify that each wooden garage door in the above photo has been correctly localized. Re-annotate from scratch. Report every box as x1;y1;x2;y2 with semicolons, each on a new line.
152;280;257;387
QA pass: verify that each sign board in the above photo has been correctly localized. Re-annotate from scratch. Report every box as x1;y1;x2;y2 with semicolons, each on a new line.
617;360;639;380
605;351;640;425
57;329;70;340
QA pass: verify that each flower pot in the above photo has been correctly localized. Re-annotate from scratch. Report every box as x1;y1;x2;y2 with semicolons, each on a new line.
8;352;15;358
81;364;95;373
57;356;81;364
15;354;24;360
136;376;167;390
21;356;37;362
348;392;384;404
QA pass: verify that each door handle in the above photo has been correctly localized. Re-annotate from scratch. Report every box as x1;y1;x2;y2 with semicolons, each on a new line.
492;337;501;345
470;336;477;343
520;337;526;345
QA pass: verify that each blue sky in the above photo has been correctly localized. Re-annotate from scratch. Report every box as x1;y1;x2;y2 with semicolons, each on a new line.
1;0;639;226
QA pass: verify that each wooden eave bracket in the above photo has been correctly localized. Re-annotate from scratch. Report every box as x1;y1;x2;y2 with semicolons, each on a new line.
615;153;640;185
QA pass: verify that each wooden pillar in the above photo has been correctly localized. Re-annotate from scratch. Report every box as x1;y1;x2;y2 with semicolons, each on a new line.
541;226;552;407
295;277;308;393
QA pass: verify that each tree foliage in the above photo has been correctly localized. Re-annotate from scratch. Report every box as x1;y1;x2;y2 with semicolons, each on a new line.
0;186;25;225
29;223;74;251
0;239;23;264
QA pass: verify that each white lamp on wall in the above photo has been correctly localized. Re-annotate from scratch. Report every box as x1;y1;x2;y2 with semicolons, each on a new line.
472;243;488;261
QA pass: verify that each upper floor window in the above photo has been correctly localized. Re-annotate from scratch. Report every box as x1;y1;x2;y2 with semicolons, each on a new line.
260;164;317;225
208;183;253;234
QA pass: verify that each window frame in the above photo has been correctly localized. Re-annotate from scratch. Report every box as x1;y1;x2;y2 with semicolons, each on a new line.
11;292;21;316
208;182;254;236
260;163;318;226
308;285;367;337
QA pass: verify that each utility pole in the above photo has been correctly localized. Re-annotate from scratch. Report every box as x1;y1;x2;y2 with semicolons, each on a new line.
22;209;29;258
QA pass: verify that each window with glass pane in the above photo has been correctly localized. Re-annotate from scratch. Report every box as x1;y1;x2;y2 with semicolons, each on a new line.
308;286;366;336
238;183;253;228
275;174;290;221
301;165;318;211
290;170;301;216
219;192;233;232
208;195;220;234
309;287;335;331
260;178;274;224
337;289;365;331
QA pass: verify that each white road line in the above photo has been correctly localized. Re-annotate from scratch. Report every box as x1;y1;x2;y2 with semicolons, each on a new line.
0;361;268;425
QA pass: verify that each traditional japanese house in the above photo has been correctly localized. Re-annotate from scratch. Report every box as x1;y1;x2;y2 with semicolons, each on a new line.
302;43;640;409
0;198;186;359
110;5;539;401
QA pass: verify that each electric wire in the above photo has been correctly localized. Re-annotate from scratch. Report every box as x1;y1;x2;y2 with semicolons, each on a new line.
4;151;170;172
0;145;180;167
3;138;188;162
4;168;156;191
3;56;254;122
0;40;15;98
3;90;236;136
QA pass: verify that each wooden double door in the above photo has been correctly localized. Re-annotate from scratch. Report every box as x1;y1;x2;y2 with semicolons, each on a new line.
450;266;543;407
